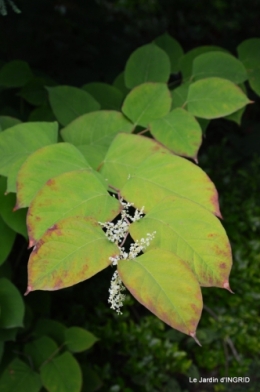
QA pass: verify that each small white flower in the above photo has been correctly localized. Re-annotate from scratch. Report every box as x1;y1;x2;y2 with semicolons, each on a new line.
99;198;156;314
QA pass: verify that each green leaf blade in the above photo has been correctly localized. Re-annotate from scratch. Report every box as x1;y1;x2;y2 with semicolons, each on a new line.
237;38;260;96
187;77;251;119
40;352;82;392
192;52;248;84
150;108;202;160
0;278;25;328
16;143;91;209
154;33;184;73
65;327;98;353
124;44;171;89
118;248;203;336
82;83;123;110
61;111;134;169
0;358;42;392
0;122;58;193
47;86;100;126
122;82;172;127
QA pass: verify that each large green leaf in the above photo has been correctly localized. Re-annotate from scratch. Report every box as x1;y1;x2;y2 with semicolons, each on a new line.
0;217;15;266
130;196;232;288
40;352;82;392
27;170;121;246
16;143;91;209
61;111;134;169
0;116;21;131
82;83;123;110
122;83;172;127
124;44;171;89
27;217;119;291
0;278;24;328
0;358;42;392
237;38;260;96
154;33;184;73
118;248;203;336
187;77;251;119
24;336;58;370
65;327;98;353
100;133;171;190
0;122;58;193
192;52;248;84
121;151;221;216
179;46;227;80
0;61;33;88
47;86;100;126
149;108;202;160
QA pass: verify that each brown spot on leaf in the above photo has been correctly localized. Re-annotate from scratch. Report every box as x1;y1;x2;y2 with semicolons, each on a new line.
219;263;226;269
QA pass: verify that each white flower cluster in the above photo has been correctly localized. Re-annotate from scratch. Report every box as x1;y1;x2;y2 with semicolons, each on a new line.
99;199;156;314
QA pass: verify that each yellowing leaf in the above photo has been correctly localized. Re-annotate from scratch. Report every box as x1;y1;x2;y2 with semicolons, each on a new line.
118;249;203;337
27;217;119;291
130;196;232;288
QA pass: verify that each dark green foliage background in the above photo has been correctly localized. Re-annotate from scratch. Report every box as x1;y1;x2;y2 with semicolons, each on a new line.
0;1;260;391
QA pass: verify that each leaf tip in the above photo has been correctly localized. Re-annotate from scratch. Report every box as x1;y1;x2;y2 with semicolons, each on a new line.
190;331;202;347
24;286;32;296
223;281;234;294
28;238;35;249
13;203;19;212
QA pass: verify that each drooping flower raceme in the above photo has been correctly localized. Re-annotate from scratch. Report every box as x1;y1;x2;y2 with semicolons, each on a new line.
99;198;156;314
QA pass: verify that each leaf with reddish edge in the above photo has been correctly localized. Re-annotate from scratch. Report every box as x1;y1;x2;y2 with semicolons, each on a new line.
16;143;91;209
118;248;203;341
27;170;121;247
100;133;172;190
129;195;232;288
121;152;222;217
26;217;119;292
